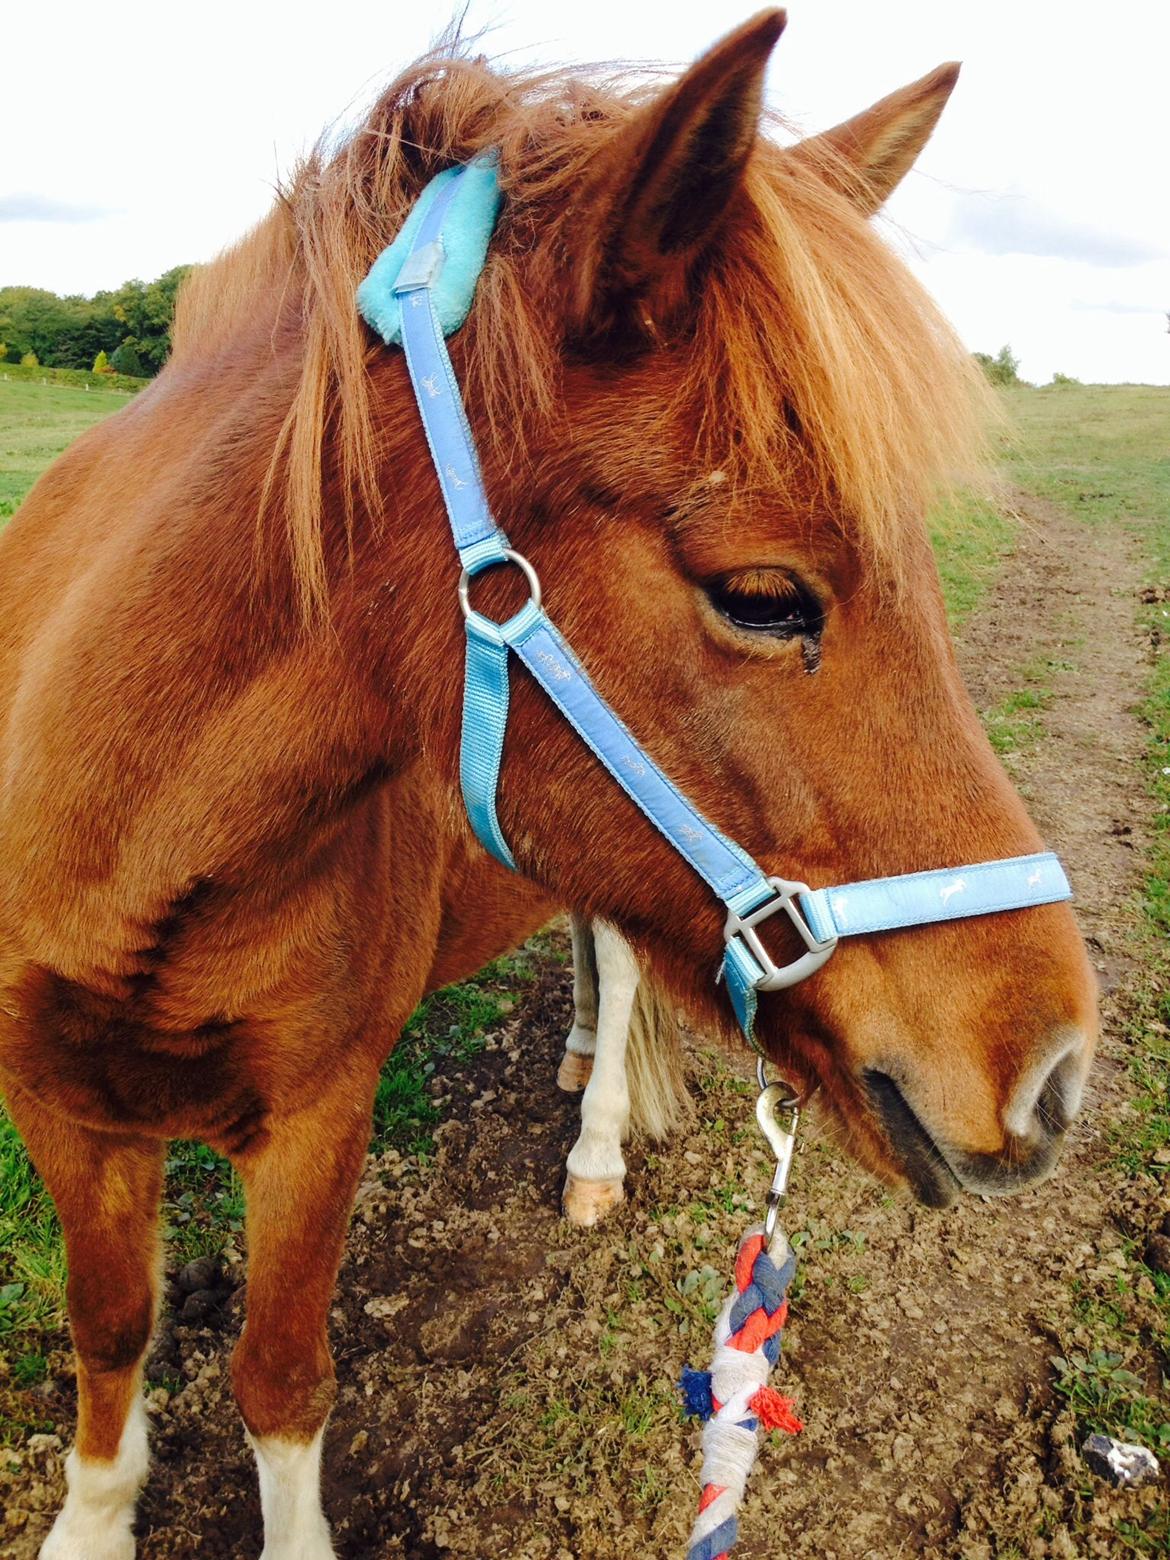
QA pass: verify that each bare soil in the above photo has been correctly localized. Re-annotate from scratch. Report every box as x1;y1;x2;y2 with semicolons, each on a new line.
3;494;1167;1558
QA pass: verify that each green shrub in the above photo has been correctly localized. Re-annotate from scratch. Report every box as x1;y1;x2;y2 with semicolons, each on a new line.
92;349;111;375
111;338;146;377
973;344;1023;387
19;352;38;369
0;361;147;393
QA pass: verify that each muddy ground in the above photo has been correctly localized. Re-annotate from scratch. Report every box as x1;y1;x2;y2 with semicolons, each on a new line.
3;493;1167;1557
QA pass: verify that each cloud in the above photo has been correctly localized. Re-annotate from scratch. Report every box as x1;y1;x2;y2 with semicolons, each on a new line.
0;193;120;224
949;195;1166;268
1070;298;1167;317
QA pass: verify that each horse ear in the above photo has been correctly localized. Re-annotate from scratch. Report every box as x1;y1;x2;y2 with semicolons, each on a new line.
791;62;960;216
571;9;786;343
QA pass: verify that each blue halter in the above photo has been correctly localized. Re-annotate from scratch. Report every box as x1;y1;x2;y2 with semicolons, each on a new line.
358;156;1072;1043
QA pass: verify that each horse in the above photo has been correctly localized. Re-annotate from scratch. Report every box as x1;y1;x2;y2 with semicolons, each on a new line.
0;12;1097;1557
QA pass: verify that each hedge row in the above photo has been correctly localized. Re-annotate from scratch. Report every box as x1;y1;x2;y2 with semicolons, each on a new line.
0;362;148;395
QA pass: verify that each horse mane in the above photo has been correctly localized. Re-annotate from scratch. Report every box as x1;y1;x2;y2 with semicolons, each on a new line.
171;43;988;616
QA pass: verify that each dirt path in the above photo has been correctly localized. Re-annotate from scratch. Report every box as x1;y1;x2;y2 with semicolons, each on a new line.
4;496;1164;1558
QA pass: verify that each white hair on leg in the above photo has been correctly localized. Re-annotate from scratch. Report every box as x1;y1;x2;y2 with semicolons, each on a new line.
250;1426;335;1560
563;922;640;1226
39;1396;148;1560
557;912;600;1091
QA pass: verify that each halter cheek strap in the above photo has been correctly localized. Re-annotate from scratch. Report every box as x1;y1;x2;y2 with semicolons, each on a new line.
358;156;1074;1044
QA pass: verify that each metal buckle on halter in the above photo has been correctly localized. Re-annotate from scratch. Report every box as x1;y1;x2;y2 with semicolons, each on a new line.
724;875;838;991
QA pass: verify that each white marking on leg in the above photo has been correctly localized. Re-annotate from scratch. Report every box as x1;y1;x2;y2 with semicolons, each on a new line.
39;1396;148;1560
566;923;639;1187
251;1427;335;1560
565;913;599;1054
559;915;600;1090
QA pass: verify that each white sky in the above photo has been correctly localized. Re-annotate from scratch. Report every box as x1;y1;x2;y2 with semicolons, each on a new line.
3;0;1166;385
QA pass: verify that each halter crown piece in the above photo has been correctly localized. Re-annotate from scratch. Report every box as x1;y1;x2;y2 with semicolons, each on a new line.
357;152;1074;1047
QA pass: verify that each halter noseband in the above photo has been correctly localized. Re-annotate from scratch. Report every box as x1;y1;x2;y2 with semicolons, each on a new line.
357;155;1072;1044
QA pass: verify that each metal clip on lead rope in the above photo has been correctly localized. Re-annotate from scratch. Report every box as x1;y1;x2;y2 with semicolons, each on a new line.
755;1057;800;1249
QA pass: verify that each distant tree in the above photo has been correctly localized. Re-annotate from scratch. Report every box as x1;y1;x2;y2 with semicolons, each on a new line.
110;338;146;377
20;351;39;367
92;349;112;374
973;344;1023;387
0;266;191;377
1049;371;1080;388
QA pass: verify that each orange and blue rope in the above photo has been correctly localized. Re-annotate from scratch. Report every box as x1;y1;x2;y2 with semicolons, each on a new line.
680;1229;802;1559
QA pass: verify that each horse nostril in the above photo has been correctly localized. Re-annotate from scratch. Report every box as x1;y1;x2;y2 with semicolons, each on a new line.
1003;1034;1087;1143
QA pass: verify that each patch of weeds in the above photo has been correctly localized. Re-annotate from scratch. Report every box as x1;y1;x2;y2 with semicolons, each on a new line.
1050;1350;1170;1453
599;1306;625;1358
0;1404;54;1448
371;940;550;1157
791;1220;865;1256
929;490;1016;626
633;1466;668;1514
0;1109;66;1336
677;1264;725;1323
984;687;1052;756
1114;1508;1170;1557
162;1141;244;1262
11;1352;47;1388
619;1381;674;1439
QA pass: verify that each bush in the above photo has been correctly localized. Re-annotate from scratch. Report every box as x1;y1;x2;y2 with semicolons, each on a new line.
92;349;112;375
19;351;39;368
0;361;147;393
110;338;146;377
1049;371;1081;388
973;345;1023;387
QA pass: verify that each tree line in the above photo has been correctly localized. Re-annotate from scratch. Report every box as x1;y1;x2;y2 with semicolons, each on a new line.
0;267;191;378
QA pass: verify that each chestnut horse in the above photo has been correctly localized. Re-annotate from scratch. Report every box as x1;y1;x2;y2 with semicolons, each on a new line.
0;13;1096;1557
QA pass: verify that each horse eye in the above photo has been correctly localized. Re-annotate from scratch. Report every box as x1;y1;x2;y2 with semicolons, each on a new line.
706;574;823;639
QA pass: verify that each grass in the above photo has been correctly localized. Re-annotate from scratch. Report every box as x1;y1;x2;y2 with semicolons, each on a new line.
997;384;1170;1549
984;686;1052;757
0;379;131;522
929;488;1017;626
1002;384;1170;533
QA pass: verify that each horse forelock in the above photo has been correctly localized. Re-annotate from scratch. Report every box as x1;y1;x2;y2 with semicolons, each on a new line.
170;43;990;617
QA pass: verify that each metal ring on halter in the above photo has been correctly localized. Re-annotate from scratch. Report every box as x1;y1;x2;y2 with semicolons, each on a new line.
457;548;542;624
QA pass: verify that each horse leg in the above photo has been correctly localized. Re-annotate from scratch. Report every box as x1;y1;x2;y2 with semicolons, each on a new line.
562;923;639;1227
4;1086;163;1560
556;912;599;1091
229;1075;376;1560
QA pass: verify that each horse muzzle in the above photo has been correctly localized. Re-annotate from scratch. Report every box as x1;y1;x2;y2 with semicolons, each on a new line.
862;1029;1090;1208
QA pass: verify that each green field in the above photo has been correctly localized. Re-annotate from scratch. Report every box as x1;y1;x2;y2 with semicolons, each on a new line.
1;376;1169;1550
0;378;138;522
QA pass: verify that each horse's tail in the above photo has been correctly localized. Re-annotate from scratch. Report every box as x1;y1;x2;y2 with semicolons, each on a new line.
625;973;692;1141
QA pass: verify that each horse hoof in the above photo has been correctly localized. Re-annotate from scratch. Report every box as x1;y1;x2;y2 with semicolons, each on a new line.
556;1050;594;1091
40;1518;135;1560
563;1173;625;1226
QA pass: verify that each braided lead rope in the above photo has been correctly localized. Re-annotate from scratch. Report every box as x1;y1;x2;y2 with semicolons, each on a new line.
680;1226;802;1560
